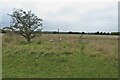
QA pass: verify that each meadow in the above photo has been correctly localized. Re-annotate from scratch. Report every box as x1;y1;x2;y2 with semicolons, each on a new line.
2;33;118;78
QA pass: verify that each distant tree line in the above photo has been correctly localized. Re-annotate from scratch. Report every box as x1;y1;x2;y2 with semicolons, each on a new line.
36;31;120;35
0;28;119;35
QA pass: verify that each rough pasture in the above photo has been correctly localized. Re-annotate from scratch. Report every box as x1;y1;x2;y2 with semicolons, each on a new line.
2;34;118;78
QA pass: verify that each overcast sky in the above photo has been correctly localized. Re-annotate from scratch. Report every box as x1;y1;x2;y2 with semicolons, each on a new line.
0;0;118;32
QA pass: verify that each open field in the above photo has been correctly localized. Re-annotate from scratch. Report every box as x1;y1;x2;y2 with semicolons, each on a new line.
2;34;118;78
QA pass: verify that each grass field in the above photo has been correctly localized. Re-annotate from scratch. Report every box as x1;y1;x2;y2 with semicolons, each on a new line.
2;34;118;78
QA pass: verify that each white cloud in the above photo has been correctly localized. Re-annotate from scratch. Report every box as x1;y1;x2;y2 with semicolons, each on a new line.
1;0;119;2
0;0;118;32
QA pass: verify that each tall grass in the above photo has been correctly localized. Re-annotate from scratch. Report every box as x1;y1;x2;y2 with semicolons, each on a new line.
2;33;118;78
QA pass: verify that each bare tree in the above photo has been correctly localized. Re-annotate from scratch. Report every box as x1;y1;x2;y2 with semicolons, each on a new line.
8;9;43;42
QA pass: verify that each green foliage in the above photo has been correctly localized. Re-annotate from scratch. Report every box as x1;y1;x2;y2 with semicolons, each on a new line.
37;40;42;44
9;9;43;42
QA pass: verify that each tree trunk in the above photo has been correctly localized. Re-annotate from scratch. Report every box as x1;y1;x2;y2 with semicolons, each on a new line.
26;35;31;42
27;38;31;42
